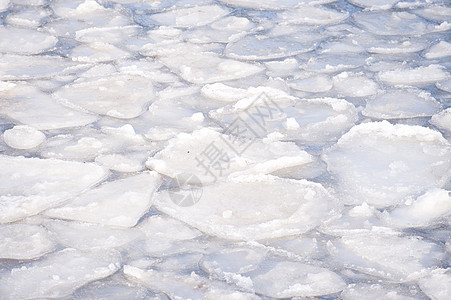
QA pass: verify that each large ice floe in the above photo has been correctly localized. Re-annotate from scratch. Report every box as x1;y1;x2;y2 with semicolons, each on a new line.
0;0;450;299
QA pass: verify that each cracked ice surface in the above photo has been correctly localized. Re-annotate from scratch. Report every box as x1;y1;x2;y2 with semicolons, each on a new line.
0;0;450;299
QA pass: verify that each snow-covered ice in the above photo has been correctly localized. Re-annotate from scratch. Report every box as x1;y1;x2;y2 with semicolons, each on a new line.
0;0;450;299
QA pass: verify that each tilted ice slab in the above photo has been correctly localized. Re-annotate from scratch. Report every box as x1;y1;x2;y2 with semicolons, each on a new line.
378;64;450;85
5;7;51;29
0;83;98;130
44;219;143;250
250;261;346;298
158;52;264;84
3;125;46;150
0;248;121;299
430;108;451;134
341;283;416;300
0;224;55;260
70;42;132;63
137;215;202;255
322;121;451;207
424;41;451;59
301;54;367;73
0;155;109;223
436;78;451;93
0;54;84;81
347;0;398;10
152;174;341;241
418;269;451;300
278;5;349;25
124;265;258;300
0;27;57;55
209;91;358;143
224;34;318;61
146;127;314;184
353;11;438;36
74;25;140;44
362;88;442;119
54;74;155;119
218;0;336;10
45;172;162;228
149;5;229;28
329;229;444;282
382;188;451;229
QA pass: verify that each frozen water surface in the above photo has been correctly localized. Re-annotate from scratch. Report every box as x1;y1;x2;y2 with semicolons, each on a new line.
0;0;450;299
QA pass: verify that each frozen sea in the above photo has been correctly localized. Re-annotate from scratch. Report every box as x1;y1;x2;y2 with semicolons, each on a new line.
0;0;450;299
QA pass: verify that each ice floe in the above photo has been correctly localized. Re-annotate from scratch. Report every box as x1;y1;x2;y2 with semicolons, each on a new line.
2;125;45;150
322;121;451;207
0;155;108;223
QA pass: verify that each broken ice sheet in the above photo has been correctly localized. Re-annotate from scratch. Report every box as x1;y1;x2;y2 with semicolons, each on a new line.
146;127;314;184
54;73;155;119
209;90;358;143
123;265;258;300
0;155;109;223
329;229;444;282
152;174;341;241
378;64;450;85
249;260;346;298
224;34;318;61
362;88;442;119
44;172;161;228
0;223;55;260
148;5;229;28
382;188;451;229
418;268;451;300
0;248;121;299
0;83;98;130
44;219;143;250
322;121;451;208
0;27;57;55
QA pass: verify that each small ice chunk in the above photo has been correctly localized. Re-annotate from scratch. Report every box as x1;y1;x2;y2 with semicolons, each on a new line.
150;5;229;28
384;189;451;228
251;261;346;298
0;27;57;55
379;64;449;85
0;248;120;299
430;108;451;134
0;224;55;260
322;121;451;207
54;74;155;119
44;220;143;250
3;125;45;150
333;72;379;97
424;41;451;59
418;269;451;300
0;155;109;223
362;89;442;119
153;174;340;241
45;172;161;228
330;230;444;282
